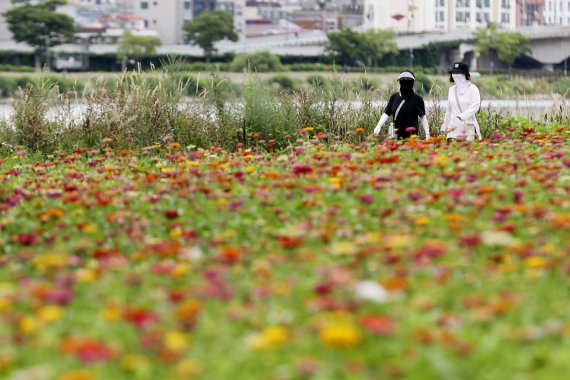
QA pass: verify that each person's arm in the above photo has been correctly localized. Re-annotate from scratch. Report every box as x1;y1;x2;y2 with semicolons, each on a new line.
457;85;481;121
475;122;482;140
441;89;452;132
373;113;390;135
374;94;395;135
421;115;430;139
416;96;430;139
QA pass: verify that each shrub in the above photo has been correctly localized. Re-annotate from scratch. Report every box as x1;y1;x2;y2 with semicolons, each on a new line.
356;76;379;91
553;77;570;96
307;75;328;88
229;51;283;73
0;76;18;98
11;76;61;153
268;74;296;91
0;64;34;72
287;63;323;72
414;72;433;95
162;62;230;72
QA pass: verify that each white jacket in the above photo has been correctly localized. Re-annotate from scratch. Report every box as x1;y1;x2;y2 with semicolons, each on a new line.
441;83;482;140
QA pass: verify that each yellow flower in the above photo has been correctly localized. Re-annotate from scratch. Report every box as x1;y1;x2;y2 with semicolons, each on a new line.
76;269;97;283
247;326;289;351
175;360;201;377
82;224;98;234
0;298;12;312
38;305;64;322
58;370;95;380
164;330;190;351
172;263;191;278
320;323;361;348
102;304;121;321
169;228;182;238
19;316;39;334
121;354;150;374
245;166;255;173
525;256;547;269
33;253;67;270
414;217;430;226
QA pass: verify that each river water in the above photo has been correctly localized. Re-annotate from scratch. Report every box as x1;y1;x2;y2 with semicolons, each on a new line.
0;99;563;123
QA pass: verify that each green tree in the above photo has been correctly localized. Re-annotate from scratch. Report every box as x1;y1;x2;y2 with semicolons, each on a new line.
326;27;397;67
183;10;238;64
3;0;76;71
230;51;283;72
117;30;162;70
475;24;532;68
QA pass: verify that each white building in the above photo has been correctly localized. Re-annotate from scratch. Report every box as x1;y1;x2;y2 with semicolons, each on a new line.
130;0;244;44
217;0;246;39
544;0;570;25
130;0;188;44
0;0;11;42
364;0;517;33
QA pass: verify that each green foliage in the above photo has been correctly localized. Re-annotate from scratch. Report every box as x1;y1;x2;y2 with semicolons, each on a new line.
553;77;570;96
475;25;532;67
162;62;230;72
307;74;329;88
183;10;238;62
11;75;60;152
0;76;18;97
287;63;324;72
476;76;537;98
230;51;283;72
2;0;76;70
355;75;379;91
117;30;161;59
0;64;35;72
268;74;296;91
243;75;297;148
326;27;397;67
0;74;83;98
414;72;433;96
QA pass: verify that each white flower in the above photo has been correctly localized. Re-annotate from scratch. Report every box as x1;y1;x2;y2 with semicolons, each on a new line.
354;281;388;303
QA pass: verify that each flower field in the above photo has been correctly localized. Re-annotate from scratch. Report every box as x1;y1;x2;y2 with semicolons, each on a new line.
0;133;569;380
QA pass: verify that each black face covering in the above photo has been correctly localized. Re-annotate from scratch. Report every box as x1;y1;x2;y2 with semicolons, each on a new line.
400;80;415;98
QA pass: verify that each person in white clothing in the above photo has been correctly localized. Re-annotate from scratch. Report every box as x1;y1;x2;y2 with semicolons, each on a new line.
441;62;482;142
373;71;430;140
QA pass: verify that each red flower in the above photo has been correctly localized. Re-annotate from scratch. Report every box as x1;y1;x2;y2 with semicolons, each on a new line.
359;315;396;336
124;308;159;328
292;164;313;175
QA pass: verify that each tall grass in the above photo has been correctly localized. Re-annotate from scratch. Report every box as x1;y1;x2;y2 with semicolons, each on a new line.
0;69;565;155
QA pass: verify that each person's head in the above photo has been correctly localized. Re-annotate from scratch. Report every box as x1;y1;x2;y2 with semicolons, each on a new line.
397;71;415;94
448;62;471;82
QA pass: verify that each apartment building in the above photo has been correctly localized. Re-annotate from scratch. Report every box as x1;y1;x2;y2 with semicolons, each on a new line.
364;0;517;32
132;0;245;44
0;0;11;42
364;0;438;33
516;0;544;26
544;0;570;25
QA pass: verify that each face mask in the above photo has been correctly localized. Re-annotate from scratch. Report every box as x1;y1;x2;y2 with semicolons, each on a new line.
399;80;414;95
452;73;467;82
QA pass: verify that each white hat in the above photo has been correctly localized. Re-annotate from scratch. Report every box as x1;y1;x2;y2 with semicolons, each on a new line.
397;71;415;81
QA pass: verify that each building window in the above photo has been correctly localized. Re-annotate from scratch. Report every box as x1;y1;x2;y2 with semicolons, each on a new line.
141;1;148;9
184;1;190;9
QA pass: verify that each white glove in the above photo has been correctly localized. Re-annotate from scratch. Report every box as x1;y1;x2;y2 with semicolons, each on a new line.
374;113;390;136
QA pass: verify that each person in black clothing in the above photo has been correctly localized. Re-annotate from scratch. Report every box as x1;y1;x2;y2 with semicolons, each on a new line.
373;71;430;140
